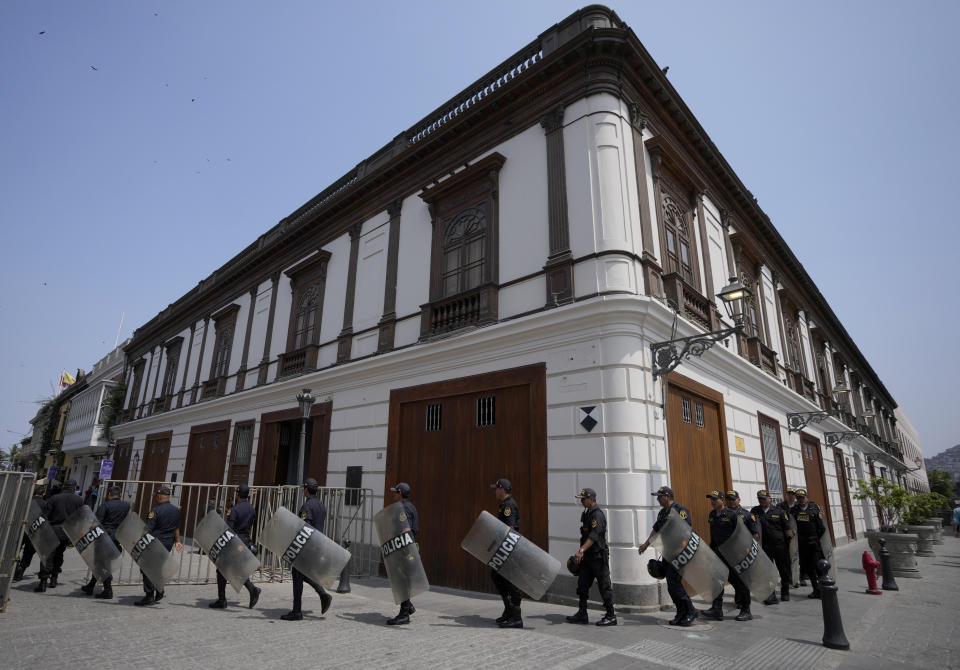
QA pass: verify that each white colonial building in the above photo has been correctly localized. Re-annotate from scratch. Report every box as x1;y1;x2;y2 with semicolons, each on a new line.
110;6;918;604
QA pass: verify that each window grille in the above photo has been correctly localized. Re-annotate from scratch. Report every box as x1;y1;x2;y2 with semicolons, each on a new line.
681;397;692;423
425;403;442;432
761;421;784;498
232;424;253;466
477;396;496;427
694;401;704;428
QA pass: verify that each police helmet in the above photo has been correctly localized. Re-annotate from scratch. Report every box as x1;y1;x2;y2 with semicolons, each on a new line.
566;555;580;576
647;558;667;580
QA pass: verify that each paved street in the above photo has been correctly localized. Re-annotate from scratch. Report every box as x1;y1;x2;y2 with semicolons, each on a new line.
2;531;958;669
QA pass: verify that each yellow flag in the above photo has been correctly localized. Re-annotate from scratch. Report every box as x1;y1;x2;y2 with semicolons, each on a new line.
60;371;75;387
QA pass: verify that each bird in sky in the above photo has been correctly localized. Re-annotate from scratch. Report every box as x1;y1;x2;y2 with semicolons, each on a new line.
38;31;46;35
90;65;98;71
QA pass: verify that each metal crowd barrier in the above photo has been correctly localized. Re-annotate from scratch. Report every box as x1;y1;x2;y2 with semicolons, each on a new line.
96;480;378;587
0;472;36;612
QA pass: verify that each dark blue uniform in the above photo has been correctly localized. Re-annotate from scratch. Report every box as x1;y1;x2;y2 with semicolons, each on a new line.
491;495;523;617
290;494;331;615
142;501;180;596
751;503;792;599
708;507;750;611
794;502;827;595
215;498;260;602
653;502;694;618
576;504;615;618
38;490;84;585
400;499;419;538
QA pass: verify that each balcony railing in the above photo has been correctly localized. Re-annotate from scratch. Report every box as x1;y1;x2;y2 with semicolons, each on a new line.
739;335;778;376
421;284;498;338
277;344;320;379
201;376;226;400
662;273;712;330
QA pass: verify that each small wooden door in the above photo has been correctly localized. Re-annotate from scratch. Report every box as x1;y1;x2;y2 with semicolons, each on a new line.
227;421;255;486
135;431;171;515
386;364;547;594
181;421;231;536
111;438;134;481
666;375;730;543
833;447;856;540
800;433;834;544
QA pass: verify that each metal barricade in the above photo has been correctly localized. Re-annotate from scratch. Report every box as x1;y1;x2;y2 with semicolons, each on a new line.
0;472;36;612
96;480;377;586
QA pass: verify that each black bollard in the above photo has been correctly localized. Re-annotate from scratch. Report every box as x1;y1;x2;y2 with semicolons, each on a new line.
336;540;352;593
817;559;850;651
877;538;899;591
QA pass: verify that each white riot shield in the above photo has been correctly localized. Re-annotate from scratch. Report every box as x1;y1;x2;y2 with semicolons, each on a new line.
820;532;837;581
260;507;350;589
374;502;429;604
115;513;178;591
62;505;121;582
25;499;60;563
788;516;799;585
195;511;260;593
460;511;561;601
718;517;780;597
651;509;727;602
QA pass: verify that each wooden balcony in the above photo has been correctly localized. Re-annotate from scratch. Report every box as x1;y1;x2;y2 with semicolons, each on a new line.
201;376;226;400
739;335;778;376
277;344;320;379
662;273;713;330
803;379;817;404
420;284;498;338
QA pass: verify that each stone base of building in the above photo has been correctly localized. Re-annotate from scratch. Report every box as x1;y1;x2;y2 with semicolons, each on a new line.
545;573;662;612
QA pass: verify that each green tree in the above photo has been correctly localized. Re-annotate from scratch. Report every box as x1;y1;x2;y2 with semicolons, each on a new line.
928;470;955;498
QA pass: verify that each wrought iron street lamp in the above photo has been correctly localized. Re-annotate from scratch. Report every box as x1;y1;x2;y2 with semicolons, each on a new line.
786;383;859;433
650;277;752;380
295;389;315;486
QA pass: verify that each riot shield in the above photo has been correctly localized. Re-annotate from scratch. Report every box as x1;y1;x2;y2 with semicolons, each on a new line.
25;499;59;563
820;531;837;581
115;513;178;591
195;511;260;593
260;507;350;589
460;511;560;601
374;502;429;604
62;505;121;582
650;509;727;602
717;517;780;597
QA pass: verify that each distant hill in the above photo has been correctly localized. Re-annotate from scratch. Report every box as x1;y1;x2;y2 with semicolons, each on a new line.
925;444;960;481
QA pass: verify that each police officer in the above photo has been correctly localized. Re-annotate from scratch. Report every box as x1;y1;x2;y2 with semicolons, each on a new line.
386;482;418;626
779;487;801;586
135;484;184;606
793;487;827;598
13;485;46;582
750;489;793;604
724;490;759;609
209;484;261;610
565;487;617;627
638;485;696;626
701;489;752;622
488;478;523;628
79;484;129;599
281;478;333;621
34;479;84;592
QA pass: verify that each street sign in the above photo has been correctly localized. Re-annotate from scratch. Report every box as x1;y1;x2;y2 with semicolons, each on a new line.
99;459;114;480
47;465;57;481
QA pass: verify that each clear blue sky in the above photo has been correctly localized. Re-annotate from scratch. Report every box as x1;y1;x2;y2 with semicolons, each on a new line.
2;1;957;457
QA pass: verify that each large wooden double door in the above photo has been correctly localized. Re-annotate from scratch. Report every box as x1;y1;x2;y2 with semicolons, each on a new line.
665;375;730;542
800;433;834;544
134;431;171;514
386;364;546;594
254;402;332;486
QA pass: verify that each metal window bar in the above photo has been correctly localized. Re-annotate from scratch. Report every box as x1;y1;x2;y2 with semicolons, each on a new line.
477;396;495;427
681;397;692;423
694;401;704;428
92;480;378;586
0;472;36;612
761;423;784;499
426;403;442;431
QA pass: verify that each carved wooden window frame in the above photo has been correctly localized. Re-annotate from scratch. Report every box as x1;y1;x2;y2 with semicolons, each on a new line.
127;359;145;412
209;304;240;380
161;337;183;398
418;153;504;336
284;251;332;353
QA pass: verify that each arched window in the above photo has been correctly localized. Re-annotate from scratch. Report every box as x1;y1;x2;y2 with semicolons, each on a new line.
293;284;321;349
661;194;694;283
441;205;487;297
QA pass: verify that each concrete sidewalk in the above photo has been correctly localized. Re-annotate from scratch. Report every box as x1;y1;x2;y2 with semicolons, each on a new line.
1;531;957;669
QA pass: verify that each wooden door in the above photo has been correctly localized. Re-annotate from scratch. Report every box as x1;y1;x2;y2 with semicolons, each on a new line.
800;433;834;544
135;431;171;515
227;421;255;486
254;402;331;486
181;421;231;536
832;447;856;540
666;375;730;542
111;438;133;481
386;364;547;594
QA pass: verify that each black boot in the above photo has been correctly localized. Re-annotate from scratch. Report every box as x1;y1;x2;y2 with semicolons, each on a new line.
154;589;164;602
701;604;724;621
248;586;261;609
668;602;684;626
81;577;97;595
134;592;155;607
387;603;411;626
679;601;699;627
33;578;47;593
499;606;523;628
318;589;332;614
280;610;303;621
95;584;113;599
763;592;779;606
496;596;512;624
781;587;790;601
13;566;24;582
596;611;618;627
209;599;227;609
735;607;753;622
566;608;589;624
48;575;58;589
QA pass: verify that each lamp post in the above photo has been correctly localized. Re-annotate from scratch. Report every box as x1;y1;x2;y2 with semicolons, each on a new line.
650;276;752;380
786;384;860;433
295;389;315;486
